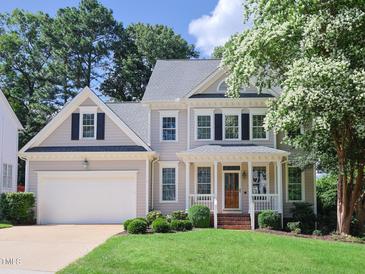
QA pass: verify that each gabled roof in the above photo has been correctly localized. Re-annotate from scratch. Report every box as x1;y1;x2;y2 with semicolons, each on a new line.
107;102;149;145
142;59;221;101
19;87;152;155
0;89;23;130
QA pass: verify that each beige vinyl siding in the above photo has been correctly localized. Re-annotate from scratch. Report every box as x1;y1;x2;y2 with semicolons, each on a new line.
150;109;187;160
28;160;147;217
40;111;137;147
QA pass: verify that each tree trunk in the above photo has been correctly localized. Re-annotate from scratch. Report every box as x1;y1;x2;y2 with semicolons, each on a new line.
355;195;365;235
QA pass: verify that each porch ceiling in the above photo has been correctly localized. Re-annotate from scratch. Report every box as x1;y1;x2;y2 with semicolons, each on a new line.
177;145;289;162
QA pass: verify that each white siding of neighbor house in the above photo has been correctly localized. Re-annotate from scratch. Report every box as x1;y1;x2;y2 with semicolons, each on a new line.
40;99;137;147
28;160;147;217
0;99;19;193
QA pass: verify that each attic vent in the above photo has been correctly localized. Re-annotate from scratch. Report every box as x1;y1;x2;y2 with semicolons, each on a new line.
218;81;228;92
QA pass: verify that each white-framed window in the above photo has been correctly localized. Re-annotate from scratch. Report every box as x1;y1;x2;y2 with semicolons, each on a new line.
160;161;178;202
194;109;214;141
2;164;13;189
217;80;228;92
79;106;97;139
196;166;211;194
250;109;268;140
287;166;304;202
160;111;178;142
223;109;241;140
252;165;269;194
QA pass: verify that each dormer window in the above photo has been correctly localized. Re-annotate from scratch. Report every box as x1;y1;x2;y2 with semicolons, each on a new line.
79;106;97;139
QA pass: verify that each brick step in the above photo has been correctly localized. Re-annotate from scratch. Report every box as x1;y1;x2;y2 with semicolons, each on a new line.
218;225;251;230
218;214;250;217
218;221;251;225
218;217;250;220
218;218;250;223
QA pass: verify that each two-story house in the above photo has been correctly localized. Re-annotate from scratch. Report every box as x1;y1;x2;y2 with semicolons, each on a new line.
19;59;316;229
0;89;23;194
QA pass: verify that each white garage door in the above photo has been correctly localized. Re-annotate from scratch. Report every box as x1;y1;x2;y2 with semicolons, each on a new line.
37;171;137;224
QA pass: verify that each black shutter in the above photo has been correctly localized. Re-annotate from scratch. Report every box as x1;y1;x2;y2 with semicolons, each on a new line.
71;113;80;140
241;113;250;140
96;113;105;140
214;113;223;140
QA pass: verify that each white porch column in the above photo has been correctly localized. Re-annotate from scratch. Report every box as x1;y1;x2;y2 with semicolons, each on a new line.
214;161;218;229
25;159;29;192
248;161;254;230
276;160;283;215
185;161;190;211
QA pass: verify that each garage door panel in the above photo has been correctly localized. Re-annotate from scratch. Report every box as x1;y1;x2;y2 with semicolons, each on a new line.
37;171;137;224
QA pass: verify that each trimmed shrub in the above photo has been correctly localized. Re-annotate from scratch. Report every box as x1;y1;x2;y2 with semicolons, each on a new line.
152;218;171;233
171;220;186;231
188;205;210;228
146;210;163;225
171;210;188;220
123;219;134;230
287;221;301;234
182;220;193;231
0;193;35;225
291;203;316;234
127;219;147;234
258;210;281;230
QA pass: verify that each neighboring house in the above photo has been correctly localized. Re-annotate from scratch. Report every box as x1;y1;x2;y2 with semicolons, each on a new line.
0;89;23;193
19;60;316;229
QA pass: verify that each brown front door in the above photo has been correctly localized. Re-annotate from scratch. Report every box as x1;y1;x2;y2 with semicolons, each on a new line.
224;173;239;209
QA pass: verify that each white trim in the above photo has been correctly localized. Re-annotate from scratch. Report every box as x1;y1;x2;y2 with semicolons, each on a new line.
286;166;305;203
159;110;179;143
79;107;97;140
145;159;150;215
19;87;151;154
187;106;191;149
194;109;214;141
222;108;241;141
147;107;151;146
185;161;190;210
159;161;179;203
25;160;30;192
216;78;227;92
0;89;23;130
250;108;269;141
213;161;218;228
221;164;242;211
194;163;213;195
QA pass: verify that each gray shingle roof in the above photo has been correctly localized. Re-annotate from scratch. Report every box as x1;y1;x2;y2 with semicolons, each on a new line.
107;102;149;144
26;145;147;152
142;59;221;101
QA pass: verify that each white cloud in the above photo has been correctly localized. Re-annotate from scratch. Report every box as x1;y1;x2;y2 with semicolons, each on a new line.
189;0;246;57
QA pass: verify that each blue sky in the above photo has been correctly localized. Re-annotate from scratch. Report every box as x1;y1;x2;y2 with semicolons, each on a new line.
0;0;245;56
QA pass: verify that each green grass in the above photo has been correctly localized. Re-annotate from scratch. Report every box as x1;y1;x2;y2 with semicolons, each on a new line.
0;223;12;229
59;229;365;274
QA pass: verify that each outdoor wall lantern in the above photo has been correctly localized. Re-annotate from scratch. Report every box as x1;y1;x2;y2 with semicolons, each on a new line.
82;159;89;169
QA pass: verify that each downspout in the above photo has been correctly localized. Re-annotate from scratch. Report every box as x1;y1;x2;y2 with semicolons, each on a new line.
151;157;159;210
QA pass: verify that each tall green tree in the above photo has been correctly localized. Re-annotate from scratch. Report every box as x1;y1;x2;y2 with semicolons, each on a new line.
101;23;199;101
222;0;365;234
45;0;122;103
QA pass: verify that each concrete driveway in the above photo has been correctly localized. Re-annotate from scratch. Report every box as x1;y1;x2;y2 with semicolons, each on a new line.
0;225;122;274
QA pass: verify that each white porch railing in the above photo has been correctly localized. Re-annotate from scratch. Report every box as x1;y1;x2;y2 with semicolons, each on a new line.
251;194;279;212
189;194;215;210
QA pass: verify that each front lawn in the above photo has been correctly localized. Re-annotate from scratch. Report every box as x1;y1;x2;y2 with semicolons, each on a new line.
59;230;365;274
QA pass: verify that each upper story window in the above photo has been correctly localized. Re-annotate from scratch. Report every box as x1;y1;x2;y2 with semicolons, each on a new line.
2;164;12;189
160;111;178;142
223;109;241;140
287;167;304;201
250;109;268;140
194;109;214;141
80;106;97;139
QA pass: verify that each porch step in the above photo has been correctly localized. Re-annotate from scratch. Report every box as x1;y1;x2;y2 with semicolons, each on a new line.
217;213;251;230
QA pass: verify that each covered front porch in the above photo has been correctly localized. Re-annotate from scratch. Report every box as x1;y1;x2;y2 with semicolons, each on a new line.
177;145;289;229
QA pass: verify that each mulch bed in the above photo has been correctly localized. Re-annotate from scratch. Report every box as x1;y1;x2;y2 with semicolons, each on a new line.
256;229;365;244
